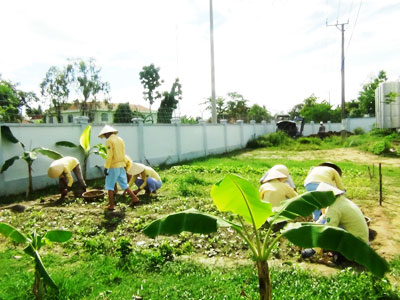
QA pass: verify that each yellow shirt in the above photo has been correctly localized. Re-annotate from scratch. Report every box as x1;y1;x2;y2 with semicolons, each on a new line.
323;195;369;243
105;134;126;169
124;155;133;173
50;156;79;187
259;179;298;207
304;166;345;190
130;166;161;189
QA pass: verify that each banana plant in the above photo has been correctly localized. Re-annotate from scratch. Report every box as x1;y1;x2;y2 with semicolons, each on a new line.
0;222;72;299
55;125;104;180
143;174;389;300
0;125;63;198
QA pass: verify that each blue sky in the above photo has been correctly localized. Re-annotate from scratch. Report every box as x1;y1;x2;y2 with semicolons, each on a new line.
1;0;400;118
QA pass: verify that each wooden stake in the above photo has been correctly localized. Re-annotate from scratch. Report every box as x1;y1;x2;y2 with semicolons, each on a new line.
379;163;382;206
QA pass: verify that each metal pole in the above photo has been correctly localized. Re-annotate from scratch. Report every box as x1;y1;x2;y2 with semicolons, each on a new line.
379;163;382;206
209;0;217;124
340;23;346;139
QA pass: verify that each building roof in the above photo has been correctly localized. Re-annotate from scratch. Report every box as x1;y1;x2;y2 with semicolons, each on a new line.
62;102;153;112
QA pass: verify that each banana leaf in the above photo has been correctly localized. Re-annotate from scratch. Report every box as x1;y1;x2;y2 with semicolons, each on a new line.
55;141;78;148
1;125;24;147
24;244;58;289
211;174;272;229
33;147;63;160
44;230;72;243
0;222;29;244
282;223;389;278
272;191;336;223
79;125;91;153
143;208;237;238
0;156;20;173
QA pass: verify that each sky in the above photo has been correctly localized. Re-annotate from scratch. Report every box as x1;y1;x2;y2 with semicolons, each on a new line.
1;0;400;119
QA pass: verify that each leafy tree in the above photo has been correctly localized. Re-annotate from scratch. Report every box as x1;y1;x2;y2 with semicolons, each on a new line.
248;104;272;123
26;105;43;119
297;94;341;123
202;96;227;121
358;70;387;116
180;115;198;124
0;125;63;198
346;100;364;118
226;92;250;122
157;79;182;124
288;103;304;119
113;103;132;123
69;58;110;121
0;77;39;122
0;222;72;299
139;64;163;123
143;174;389;300
40;65;73;123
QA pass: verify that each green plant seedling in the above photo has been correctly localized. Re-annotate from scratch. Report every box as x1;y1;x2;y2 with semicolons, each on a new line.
0;222;72;299
143;174;389;300
0;125;63;198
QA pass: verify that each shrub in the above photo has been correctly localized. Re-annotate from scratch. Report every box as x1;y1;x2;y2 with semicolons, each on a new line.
246;131;294;148
370;140;391;155
353;127;365;135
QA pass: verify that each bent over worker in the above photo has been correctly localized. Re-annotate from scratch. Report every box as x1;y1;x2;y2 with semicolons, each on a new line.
128;162;162;195
48;156;87;200
98;125;139;210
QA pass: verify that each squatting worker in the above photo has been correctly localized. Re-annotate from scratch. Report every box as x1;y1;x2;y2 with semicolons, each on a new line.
98;125;139;210
48;156;87;200
259;164;298;207
128;162;162;195
304;162;345;220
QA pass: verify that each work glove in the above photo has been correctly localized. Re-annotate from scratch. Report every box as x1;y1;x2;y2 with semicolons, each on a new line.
104;168;108;176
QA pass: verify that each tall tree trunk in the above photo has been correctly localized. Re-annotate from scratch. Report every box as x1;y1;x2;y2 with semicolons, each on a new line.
26;164;33;198
256;260;272;300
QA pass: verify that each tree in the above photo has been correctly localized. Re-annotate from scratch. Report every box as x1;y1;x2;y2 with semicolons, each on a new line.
139;64;163;123
157;79;182;124
40;65;73;123
69;58;110;121
0;76;39;122
345;100;364;118
202;96;227;121
113;103;132;123
226;92;250;122
297;94;341;123
358;70;387;116
143;174;389;300
0;125;63;198
248;104;273;123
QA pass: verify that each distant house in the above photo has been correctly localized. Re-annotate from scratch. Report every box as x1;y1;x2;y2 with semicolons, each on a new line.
44;102;157;124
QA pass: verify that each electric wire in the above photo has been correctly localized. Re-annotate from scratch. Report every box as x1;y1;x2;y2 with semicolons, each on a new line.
347;0;363;51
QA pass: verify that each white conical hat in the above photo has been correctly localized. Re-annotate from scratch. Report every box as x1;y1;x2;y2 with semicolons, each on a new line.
316;182;345;196
260;165;289;183
128;163;146;175
98;125;118;138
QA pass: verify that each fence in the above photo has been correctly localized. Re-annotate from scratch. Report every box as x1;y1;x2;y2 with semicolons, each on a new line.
0;117;375;196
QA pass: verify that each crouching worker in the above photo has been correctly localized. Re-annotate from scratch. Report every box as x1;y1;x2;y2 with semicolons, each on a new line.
259;165;298;207
301;182;369;260
128;162;162;195
48;156;87;200
98;125;139;210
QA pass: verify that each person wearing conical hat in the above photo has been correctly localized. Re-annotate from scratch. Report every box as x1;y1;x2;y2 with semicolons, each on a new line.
98;125;139;210
259;165;298;207
48;156;87;200
304;162;345;221
127;162;162;195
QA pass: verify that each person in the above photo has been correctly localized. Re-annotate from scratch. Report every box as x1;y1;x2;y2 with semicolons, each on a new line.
304;162;345;220
301;182;369;259
48;156;87;200
114;155;133;194
98;125;139;210
259;165;298;207
128;162;162;195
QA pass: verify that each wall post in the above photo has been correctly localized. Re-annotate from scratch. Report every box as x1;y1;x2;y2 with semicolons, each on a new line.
327;120;332;132
199;119;208;156
132;118;145;163
236;119;244;147
250;119;256;139
220;119;228;152
261;120;267;135
171;118;182;162
310;121;315;134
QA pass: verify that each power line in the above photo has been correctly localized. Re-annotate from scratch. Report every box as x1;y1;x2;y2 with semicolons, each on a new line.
336;0;341;22
347;0;363;51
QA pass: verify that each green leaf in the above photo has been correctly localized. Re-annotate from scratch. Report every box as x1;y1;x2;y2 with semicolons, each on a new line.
33;147;63;160
282;223;389;278
143;208;231;238
1;125;24;147
273;191;336;223
55;141;78;148
93;143;107;159
44;230;72;243
210;174;272;229
79;125;91;153
0;156;20;173
24;244;58;289
0;222;29;243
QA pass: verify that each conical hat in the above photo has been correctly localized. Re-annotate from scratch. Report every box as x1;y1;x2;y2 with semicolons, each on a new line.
128;163;146;175
98;125;118;138
260;165;289;183
48;163;63;178
316;182;345;196
318;162;342;176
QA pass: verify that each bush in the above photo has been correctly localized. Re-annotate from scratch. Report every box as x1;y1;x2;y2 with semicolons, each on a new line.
370;140;391;155
353;127;365;135
246;131;294;148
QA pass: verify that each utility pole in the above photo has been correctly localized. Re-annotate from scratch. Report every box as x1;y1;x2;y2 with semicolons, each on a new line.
327;21;348;139
209;0;217;124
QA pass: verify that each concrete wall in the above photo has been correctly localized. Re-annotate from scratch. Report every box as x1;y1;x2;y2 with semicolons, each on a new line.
0;117;376;196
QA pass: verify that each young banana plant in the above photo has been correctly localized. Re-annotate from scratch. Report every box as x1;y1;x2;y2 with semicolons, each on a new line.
0;222;72;299
0;125;63;198
143;174;389;300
